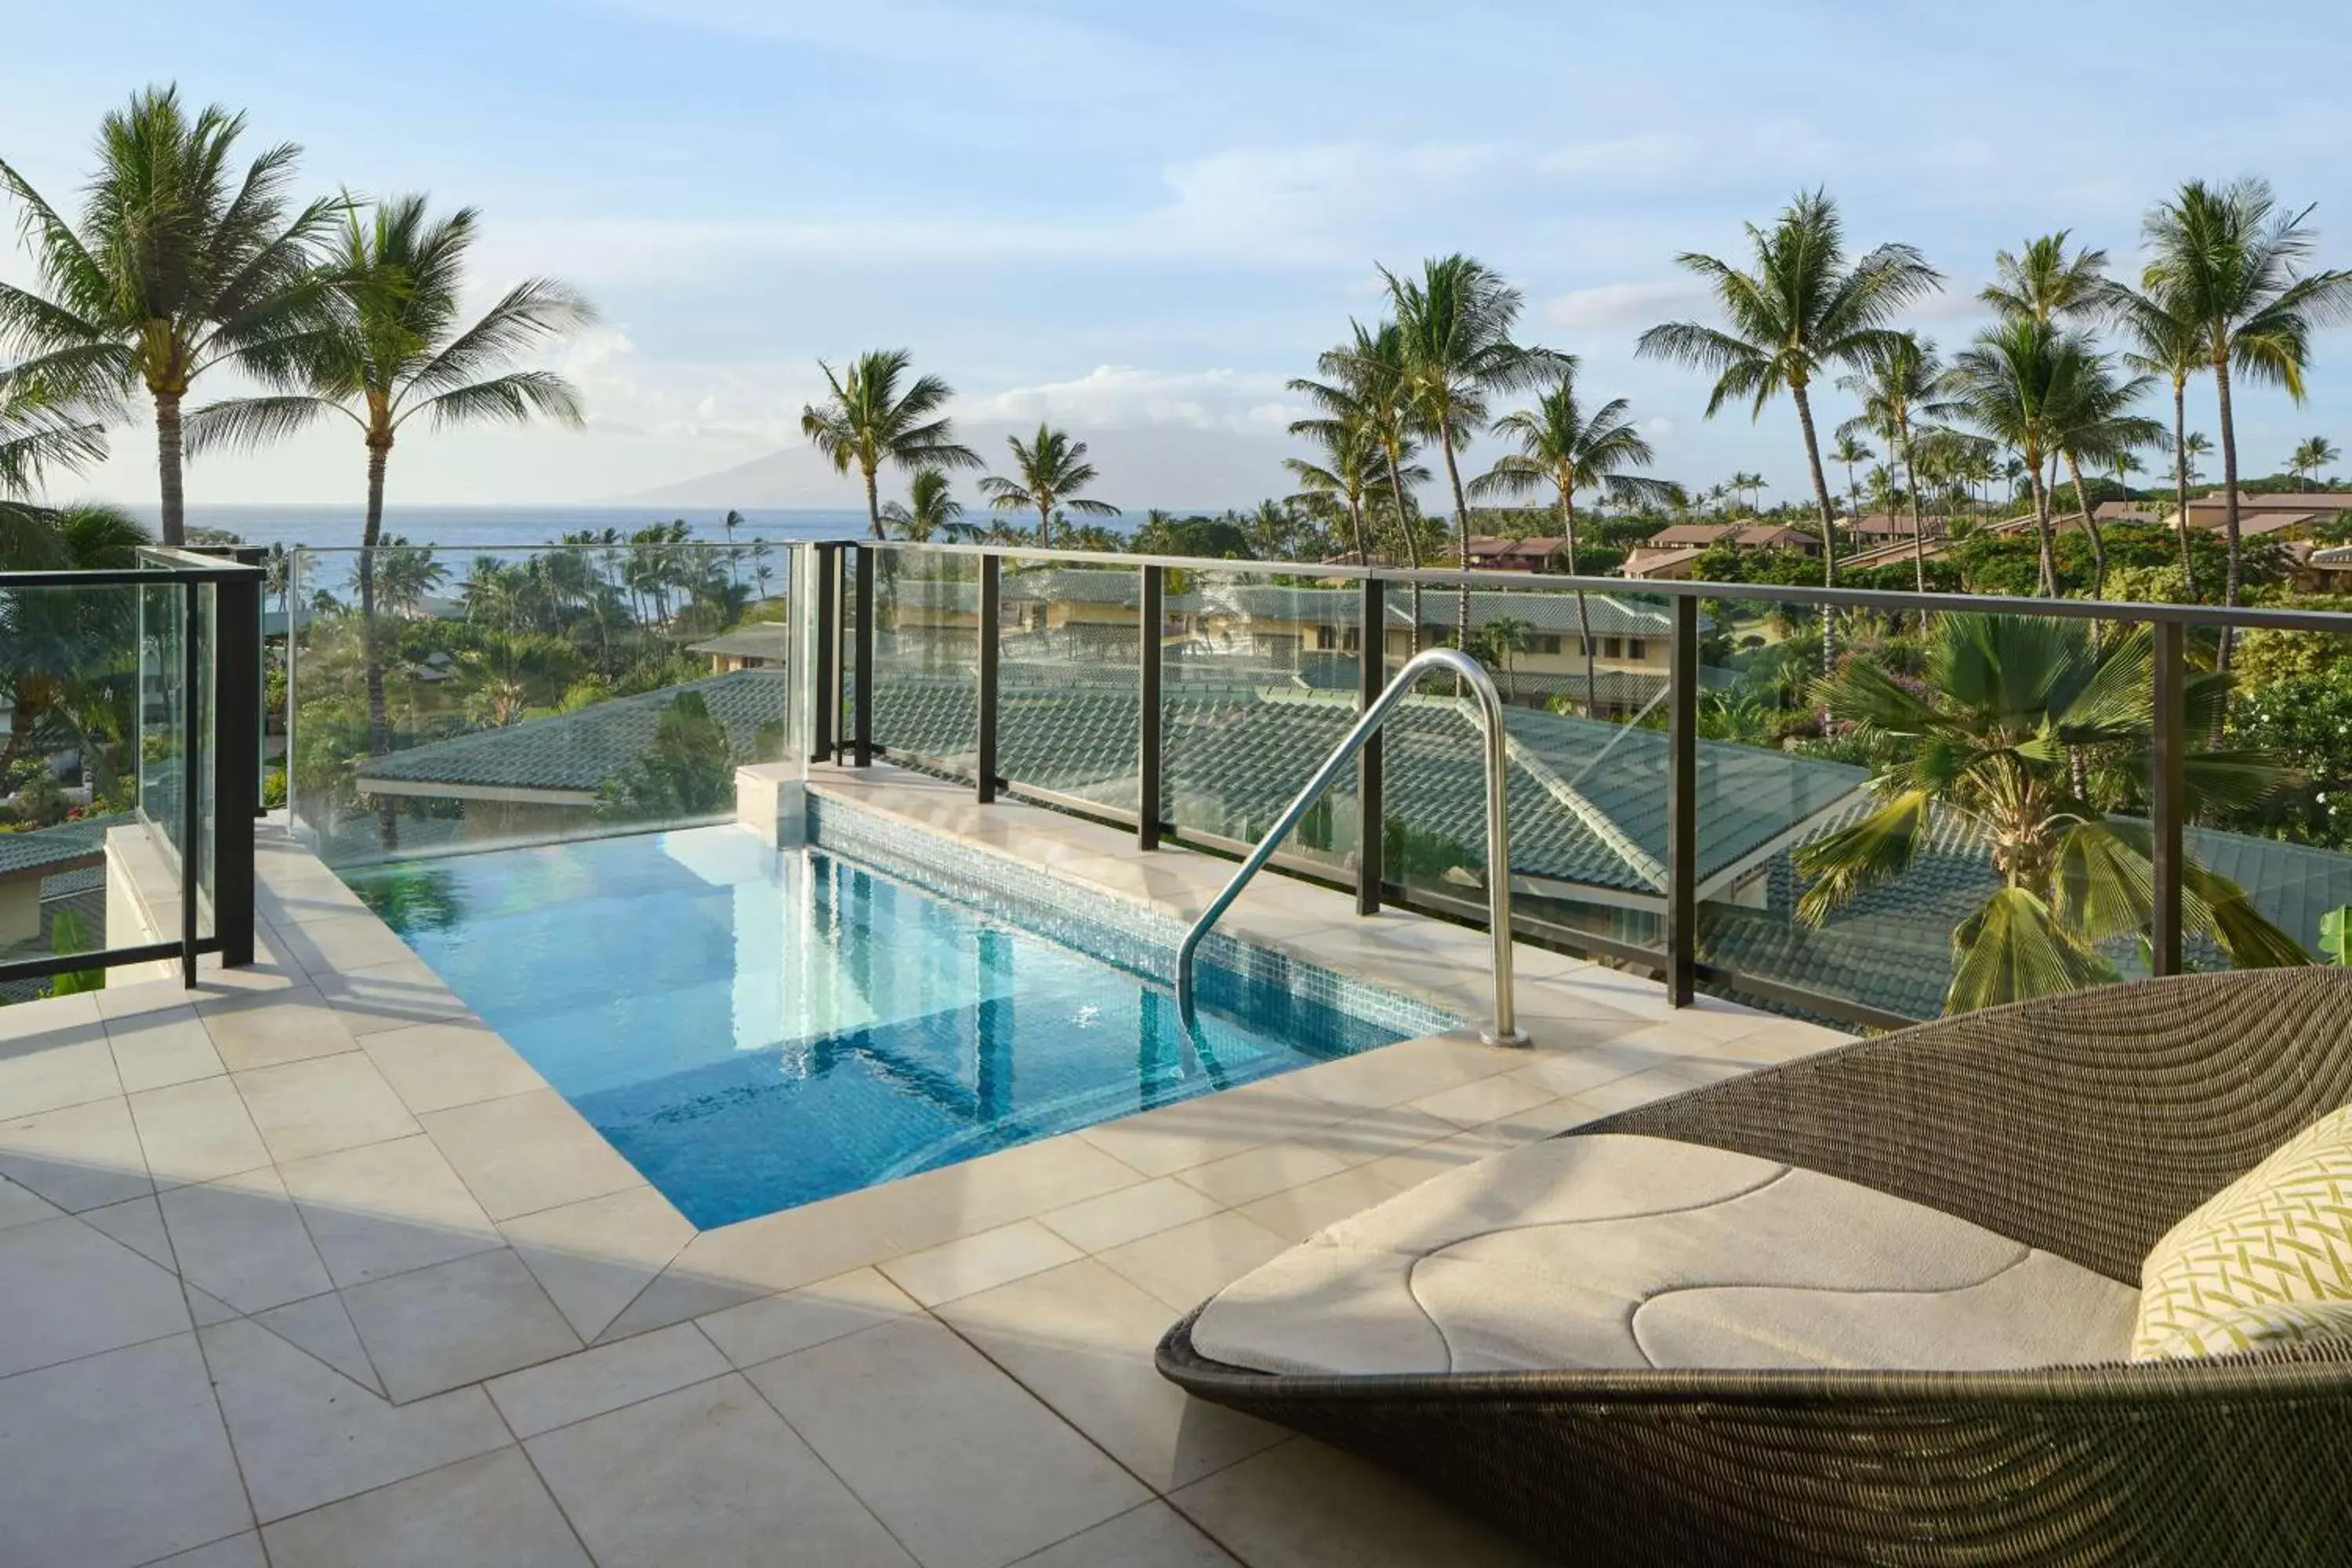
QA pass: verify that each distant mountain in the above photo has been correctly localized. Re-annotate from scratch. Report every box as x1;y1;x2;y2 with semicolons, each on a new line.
612;422;1299;513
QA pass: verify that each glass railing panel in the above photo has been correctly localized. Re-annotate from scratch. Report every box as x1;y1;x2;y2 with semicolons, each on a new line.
288;541;790;867
1160;567;1362;878
995;557;1141;818
869;548;978;776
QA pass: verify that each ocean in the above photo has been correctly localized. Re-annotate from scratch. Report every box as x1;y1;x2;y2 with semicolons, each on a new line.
162;503;877;553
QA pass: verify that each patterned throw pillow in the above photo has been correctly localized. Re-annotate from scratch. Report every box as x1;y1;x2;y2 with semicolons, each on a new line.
2134;1104;2352;1361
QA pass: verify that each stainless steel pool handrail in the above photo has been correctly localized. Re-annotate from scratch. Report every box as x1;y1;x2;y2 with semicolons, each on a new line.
1173;647;1529;1047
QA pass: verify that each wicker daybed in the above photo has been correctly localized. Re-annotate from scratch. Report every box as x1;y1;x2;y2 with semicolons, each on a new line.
1156;970;2352;1566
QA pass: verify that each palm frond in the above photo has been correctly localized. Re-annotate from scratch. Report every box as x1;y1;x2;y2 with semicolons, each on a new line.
1794;789;1931;923
1947;886;2116;1013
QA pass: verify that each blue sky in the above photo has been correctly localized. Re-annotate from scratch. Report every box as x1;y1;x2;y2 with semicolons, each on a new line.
5;0;2351;511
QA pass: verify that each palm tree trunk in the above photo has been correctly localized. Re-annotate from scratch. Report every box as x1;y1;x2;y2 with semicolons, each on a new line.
2028;459;2059;596
1790;383;1838;668
2214;353;2243;678
1902;431;1926;596
2063;452;2109;600
154;391;187;547
1348;495;1370;568
1037;502;1052;552
360;441;397;851
1562;484;1598;719
2171;377;2198;597
1385;459;1421;659
1438;412;1473;645
862;464;884;542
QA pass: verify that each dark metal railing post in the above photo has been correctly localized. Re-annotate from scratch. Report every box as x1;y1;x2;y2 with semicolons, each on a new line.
214;568;260;968
976;554;1000;804
1356;576;1385;915
852;544;875;768
810;543;837;764
1666;595;1699;1007
1138;565;1163;849
180;579;203;989
2151;619;2185;977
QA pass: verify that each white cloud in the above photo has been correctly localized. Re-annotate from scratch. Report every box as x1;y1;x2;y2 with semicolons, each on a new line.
1546;280;1708;330
965;365;1302;434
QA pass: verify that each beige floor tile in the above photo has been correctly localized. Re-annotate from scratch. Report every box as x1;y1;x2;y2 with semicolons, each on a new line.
255;876;371;927
129;1075;271;1189
361;1018;545;1113
1570;1058;1748;1116
263;1447;589;1568
939;1259;1287;1493
1279;1036;1519;1115
500;1185;696;1341
1278;1103;1461;1169
418;1089;644;1221
339;1247;583;1402
254;1290;383;1395
161;1166;336;1315
867;1134;1147;1252
150;1532;267;1566
0;1334;251;1568
695;1266;920;1370
1236;1167;1409;1243
309;956;474;1037
1011;1502;1238;1566
202;1316;511;1523
486;1321;730;1437
527;1375;914;1568
1038;1176;1226;1254
186;1283;243;1327
750;1316;1147;1568
0;989;101;1042
1095;1213;1290;1314
1174;1142;1350;1207
0;1170;63;1231
1507;1042;1673;1099
1407;1071;1559;1128
599;1188;907;1338
198;989;361;1073
272;912;419;978
82;1191;176;1267
0;1007;120;1120
0;1214;191;1377
1170;1439;1541;1568
279;1135;504;1288
104;1005;226;1094
234;1051;422;1163
1076;1083;1347;1180
880;1218;1083;1306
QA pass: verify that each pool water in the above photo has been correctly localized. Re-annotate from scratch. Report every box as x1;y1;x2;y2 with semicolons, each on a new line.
344;826;1417;1228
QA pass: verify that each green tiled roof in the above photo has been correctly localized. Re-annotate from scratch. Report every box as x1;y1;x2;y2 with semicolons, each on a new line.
358;670;789;797
0;813;128;882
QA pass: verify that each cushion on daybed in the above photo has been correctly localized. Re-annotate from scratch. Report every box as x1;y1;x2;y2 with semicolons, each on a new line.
1191;1134;2140;1377
2134;1103;2352;1360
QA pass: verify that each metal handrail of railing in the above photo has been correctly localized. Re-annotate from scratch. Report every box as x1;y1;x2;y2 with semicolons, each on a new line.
1172;645;1530;1047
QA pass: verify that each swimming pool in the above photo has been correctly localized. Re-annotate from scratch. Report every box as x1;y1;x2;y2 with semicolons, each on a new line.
343;821;1446;1228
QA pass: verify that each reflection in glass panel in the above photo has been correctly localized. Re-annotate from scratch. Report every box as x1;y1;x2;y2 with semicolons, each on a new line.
993;558;1141;816
869;548;978;775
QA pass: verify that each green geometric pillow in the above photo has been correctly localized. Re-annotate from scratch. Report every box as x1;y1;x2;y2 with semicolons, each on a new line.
2134;1103;2352;1361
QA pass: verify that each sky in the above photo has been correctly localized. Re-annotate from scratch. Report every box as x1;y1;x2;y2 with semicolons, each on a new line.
5;0;2352;515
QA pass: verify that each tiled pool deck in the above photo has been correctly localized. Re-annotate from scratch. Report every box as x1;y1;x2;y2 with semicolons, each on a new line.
0;764;1849;1567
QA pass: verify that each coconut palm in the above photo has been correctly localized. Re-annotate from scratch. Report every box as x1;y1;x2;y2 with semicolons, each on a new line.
1730;470;1768;516
978;424;1119;550
1829;434;1872;529
185;194;593;848
1941;318;2095;594
800;350;982;540
1796;614;2302;1012
2290;435;2341;484
2048;353;2165;600
1482;615;1531;703
1379;255;1554;633
879;466;974;542
1639;189;1942;662
1469;360;1675;715
1283;412;1421;567
1295;321;1431;647
1837;333;1947;591
0;371;107;502
2106;282;2212;593
2141;179;2352;633
0;87;338;544
1981;232;2110;325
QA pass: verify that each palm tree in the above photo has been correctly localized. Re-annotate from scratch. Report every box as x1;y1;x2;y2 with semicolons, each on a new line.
1469;359;1675;715
1639;189;1941;662
1795;614;2303;1013
1837;333;1946;591
0;372;107;503
2181;431;2212;485
879;466;972;542
1829;434;1872;530
2290;435;2341;484
1728;470;1768;517
1940;318;2085;595
978;423;1119;550
0;87;336;544
2141;179;2352;640
2107;281;2212;594
1283;416;1385;565
1296;321;1430;648
186;194;593;848
1482;615;1531;703
1981;232;2109;325
1380;255;1553;633
2048;353;2165;600
800;350;982;540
